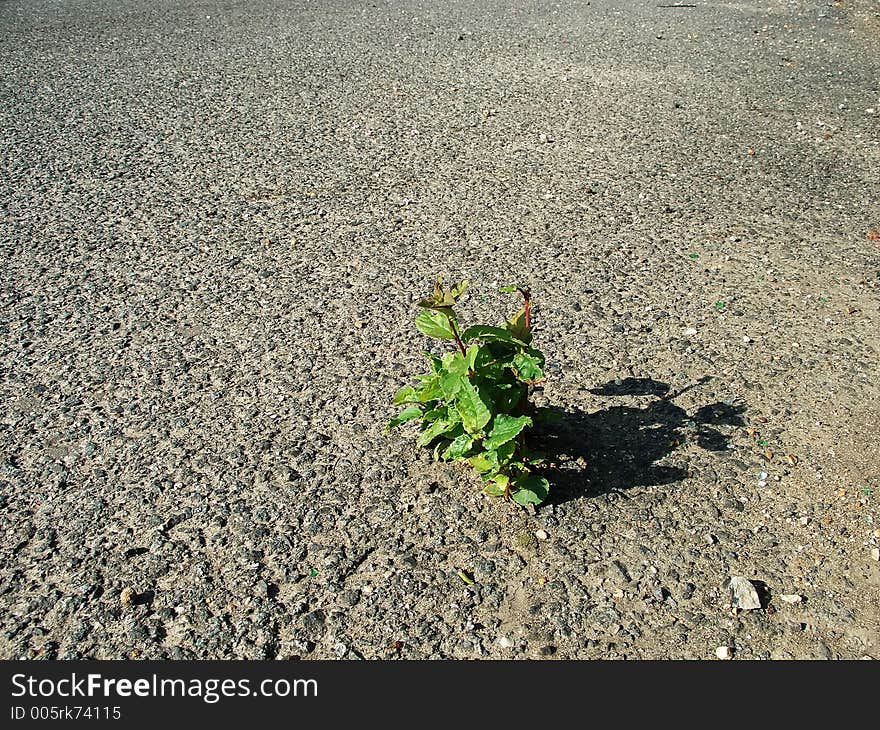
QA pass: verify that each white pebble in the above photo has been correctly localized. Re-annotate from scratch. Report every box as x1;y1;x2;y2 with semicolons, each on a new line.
535;529;548;541
715;646;733;660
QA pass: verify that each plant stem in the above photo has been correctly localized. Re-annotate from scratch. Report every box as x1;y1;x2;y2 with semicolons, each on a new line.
447;314;468;358
445;314;476;378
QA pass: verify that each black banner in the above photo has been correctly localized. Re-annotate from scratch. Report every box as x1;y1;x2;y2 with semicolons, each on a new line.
0;660;875;725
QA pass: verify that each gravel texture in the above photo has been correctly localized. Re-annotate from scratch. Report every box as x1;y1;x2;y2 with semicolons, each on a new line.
1;0;879;660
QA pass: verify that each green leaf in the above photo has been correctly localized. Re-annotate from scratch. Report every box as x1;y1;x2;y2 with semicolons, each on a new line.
419;278;469;309
485;414;532;451
461;325;525;346
469;450;499;474
483;482;506;497
496;440;516;465
422;351;443;372
511;475;549;505
465;344;480;371
417;418;456;447
418;278;448;309
490;383;527;415
442;351;470;376
455;379;492;434
450;280;469;300
415;309;456;340
499;285;518;294
512;351;544;382
415;375;442;402
393;385;418;405
506;308;532;343
442;432;473;460
387;405;422;431
421;405;447;422
483;474;508;497
473;347;510;381
440;371;466;399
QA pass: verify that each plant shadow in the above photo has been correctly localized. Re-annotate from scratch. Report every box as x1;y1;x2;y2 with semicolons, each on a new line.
531;377;746;505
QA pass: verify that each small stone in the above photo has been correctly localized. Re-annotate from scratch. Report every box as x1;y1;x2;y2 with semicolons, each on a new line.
742;336;752;344
684;327;698;336
779;594;802;604
715;646;733;660
120;587;135;607
535;529;548;541
498;636;515;649
302;610;326;633
333;642;348;658
871;548;880;562
704;533;717;545
727;576;762;610
873;528;880;539
539;133;548;143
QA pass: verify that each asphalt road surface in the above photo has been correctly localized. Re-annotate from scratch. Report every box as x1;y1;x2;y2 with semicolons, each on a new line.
1;0;879;659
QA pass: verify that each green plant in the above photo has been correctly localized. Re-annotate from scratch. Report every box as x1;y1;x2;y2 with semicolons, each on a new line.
387;279;549;506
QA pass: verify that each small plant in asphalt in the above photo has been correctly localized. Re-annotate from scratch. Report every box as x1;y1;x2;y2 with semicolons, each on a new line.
388;279;550;506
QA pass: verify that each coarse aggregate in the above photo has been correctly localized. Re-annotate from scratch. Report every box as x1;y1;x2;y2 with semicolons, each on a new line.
1;0;879;659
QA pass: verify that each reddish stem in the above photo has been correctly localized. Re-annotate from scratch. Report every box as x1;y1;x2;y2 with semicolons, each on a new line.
446;314;475;378
447;314;468;358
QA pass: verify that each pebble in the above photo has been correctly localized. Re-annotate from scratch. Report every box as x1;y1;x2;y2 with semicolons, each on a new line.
871;548;880;562
535;529;549;541
778;594;802;604
120;587;135;607
727;576;762;610
684;327;698;336
715;645;733;660
497;636;515;649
